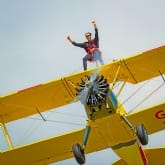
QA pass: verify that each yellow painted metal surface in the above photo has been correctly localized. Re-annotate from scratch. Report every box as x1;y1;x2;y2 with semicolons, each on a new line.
93;114;136;146
112;159;127;165
127;102;165;134
144;147;165;165
0;45;164;123
112;141;144;165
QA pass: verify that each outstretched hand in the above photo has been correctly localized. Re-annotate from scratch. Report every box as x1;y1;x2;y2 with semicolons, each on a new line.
92;20;97;28
92;20;96;25
67;36;73;43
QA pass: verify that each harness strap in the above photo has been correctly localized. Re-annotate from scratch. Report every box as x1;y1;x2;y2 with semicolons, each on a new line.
85;41;100;61
85;41;98;54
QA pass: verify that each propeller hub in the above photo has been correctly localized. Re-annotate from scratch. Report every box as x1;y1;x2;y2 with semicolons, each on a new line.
76;75;109;106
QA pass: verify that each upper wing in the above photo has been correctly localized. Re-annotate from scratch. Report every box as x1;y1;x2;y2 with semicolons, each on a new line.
100;45;165;84
0;45;164;123
127;102;165;134
0;77;77;123
0;127;108;165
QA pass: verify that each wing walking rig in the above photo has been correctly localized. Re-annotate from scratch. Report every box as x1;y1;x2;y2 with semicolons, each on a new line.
0;45;165;165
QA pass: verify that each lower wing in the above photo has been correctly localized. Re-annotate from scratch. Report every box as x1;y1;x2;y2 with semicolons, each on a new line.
127;102;165;134
0;127;108;165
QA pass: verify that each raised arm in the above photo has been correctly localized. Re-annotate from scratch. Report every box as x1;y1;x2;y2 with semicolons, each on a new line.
92;20;97;29
92;21;99;47
67;35;85;48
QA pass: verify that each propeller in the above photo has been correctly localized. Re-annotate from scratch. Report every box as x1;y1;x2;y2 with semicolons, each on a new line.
76;70;109;106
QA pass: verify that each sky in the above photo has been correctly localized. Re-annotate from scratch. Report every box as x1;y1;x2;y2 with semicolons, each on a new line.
0;0;165;164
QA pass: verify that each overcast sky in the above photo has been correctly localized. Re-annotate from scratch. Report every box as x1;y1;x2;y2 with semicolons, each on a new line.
0;0;165;165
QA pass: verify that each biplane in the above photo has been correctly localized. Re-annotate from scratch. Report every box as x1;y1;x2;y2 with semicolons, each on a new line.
0;45;165;165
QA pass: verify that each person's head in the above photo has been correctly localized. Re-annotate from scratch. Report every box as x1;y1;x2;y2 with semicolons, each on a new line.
85;32;92;41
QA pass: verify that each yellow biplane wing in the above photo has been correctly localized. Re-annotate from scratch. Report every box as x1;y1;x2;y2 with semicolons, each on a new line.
102;45;165;84
0;45;164;123
127;102;165;134
0;127;108;165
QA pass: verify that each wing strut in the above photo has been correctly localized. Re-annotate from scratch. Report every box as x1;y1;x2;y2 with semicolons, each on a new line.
61;77;75;99
123;59;137;83
159;70;165;82
111;63;121;89
36;108;46;121
129;82;165;113
0;123;13;149
116;81;126;97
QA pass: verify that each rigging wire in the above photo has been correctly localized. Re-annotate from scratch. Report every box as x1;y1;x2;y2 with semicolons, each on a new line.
16;118;42;145
118;80;150;108
16;109;85;145
49;110;86;119
128;82;165;114
27;117;84;126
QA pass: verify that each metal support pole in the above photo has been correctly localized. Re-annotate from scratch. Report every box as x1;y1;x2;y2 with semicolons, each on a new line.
112;64;121;89
116;81;126;97
159;70;165;82
82;125;91;150
120;115;136;133
0;123;13;149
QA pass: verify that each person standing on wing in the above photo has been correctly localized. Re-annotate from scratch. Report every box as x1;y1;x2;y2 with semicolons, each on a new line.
67;21;104;71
